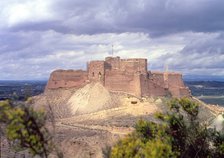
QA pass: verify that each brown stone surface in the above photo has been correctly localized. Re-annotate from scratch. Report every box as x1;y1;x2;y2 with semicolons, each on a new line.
46;70;88;89
46;56;191;98
104;70;142;96
88;61;105;83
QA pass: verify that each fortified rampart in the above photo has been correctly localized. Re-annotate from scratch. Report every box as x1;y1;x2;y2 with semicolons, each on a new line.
46;70;88;89
46;56;191;98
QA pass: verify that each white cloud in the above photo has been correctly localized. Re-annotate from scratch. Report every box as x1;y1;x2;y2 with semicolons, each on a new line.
1;30;219;80
0;0;54;28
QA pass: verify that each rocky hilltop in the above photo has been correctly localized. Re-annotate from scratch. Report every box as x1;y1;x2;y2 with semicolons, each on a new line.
33;82;120;118
30;81;223;158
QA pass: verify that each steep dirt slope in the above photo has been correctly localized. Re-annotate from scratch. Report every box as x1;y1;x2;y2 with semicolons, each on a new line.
33;83;120;118
67;82;120;115
33;88;75;118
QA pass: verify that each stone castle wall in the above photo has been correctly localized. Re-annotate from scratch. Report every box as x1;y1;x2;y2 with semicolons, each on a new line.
87;61;105;83
46;56;191;98
143;72;190;97
104;70;141;96
105;57;147;74
46;70;88;89
119;59;147;74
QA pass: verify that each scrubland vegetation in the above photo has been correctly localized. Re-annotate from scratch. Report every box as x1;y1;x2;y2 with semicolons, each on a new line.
0;99;62;158
110;98;224;158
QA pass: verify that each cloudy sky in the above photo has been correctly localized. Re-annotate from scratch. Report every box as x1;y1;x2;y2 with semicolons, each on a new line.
1;0;224;80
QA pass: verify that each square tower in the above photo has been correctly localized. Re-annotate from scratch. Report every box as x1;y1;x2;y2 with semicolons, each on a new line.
88;61;105;84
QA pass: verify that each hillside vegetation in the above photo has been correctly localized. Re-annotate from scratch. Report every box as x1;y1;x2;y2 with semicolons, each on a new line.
111;98;224;158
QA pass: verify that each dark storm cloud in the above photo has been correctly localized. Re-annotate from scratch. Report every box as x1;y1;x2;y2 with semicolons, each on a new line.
118;0;224;36
7;0;224;36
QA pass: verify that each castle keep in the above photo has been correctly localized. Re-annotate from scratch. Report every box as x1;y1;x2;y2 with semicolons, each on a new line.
46;56;191;97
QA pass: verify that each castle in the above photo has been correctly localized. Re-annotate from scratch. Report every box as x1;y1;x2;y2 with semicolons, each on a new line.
46;56;191;98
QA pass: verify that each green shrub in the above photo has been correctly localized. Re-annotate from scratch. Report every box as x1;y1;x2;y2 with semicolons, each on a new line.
0;100;53;157
111;120;176;158
110;98;224;158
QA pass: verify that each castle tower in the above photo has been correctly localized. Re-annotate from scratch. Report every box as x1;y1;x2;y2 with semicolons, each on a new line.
87;60;106;84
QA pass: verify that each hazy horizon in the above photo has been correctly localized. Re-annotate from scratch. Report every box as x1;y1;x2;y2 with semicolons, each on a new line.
1;75;224;82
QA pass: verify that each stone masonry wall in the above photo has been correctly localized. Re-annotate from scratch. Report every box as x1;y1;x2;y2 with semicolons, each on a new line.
147;72;191;97
120;59;147;74
167;73;191;97
104;70;141;96
45;56;191;98
46;70;88;89
147;81;167;97
140;73;167;97
88;61;105;83
105;56;120;70
105;57;147;74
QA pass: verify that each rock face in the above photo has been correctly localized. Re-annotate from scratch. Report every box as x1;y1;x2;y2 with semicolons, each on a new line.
33;82;120;118
67;82;118;115
46;56;191;98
